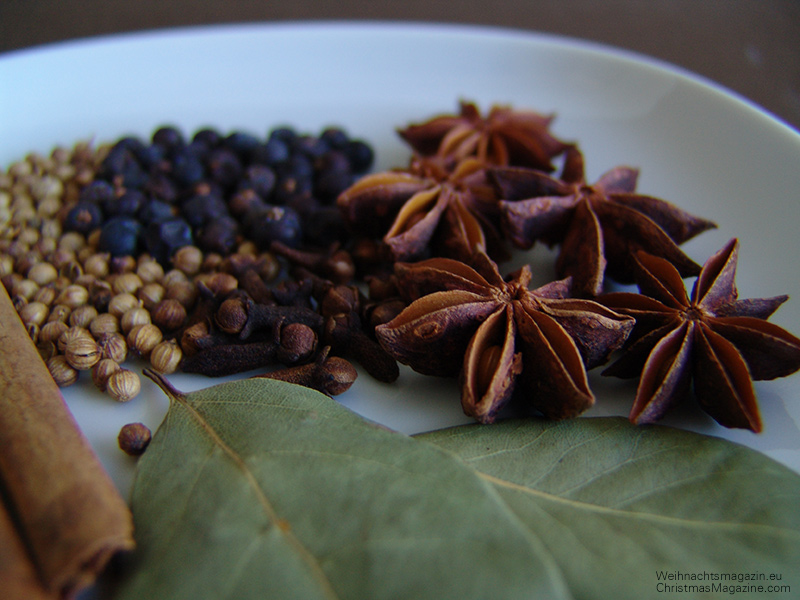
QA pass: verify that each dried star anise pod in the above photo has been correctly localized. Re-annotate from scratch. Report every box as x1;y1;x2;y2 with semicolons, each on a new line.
599;239;800;432
397;100;570;171
337;155;505;263
493;146;717;296
375;250;634;423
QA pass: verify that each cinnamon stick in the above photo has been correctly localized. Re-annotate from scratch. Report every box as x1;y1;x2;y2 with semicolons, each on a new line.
0;285;134;599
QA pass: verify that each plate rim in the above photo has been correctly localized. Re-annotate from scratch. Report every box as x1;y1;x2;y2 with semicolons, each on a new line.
2;19;798;141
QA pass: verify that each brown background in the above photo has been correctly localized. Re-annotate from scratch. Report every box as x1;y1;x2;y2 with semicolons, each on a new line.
1;0;799;132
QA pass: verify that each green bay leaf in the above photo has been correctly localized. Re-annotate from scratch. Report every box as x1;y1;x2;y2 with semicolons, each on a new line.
111;373;570;600
418;418;800;600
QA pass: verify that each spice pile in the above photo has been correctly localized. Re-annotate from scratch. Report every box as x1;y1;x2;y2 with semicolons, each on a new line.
2;101;800;439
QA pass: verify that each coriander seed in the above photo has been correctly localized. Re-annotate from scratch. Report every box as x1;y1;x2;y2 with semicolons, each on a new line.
54;284;88;308
83;252;110;278
57;325;93;353
89;312;119;337
96;332;128;363
26;261;58;286
39;320;69;344
137;282;165;310
107;369;141;402
68;304;98;329
64;336;101;370
120;306;151;333
18;301;49;327
151;298;186;331
112;272;143;295
127;324;162;358
149;339;182;374
108;293;139;318
171;246;202;275
91;358;120;391
46;355;79;387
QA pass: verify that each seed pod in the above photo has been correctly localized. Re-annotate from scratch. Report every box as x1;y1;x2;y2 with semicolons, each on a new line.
39;320;69;344
18;301;49;327
127;323;162;358
68;304;98;329
54;284;89;308
96;332;128;363
165;280;198;310
11;278;39;301
136;259;164;284
120;306;151;333
82;252;110;278
47;355;79;387
172;246;203;276
107;369;141;402
64;336;101;370
151;298;187;331
117;422;151;456
149;340;182;374
108;292;139;318
162;268;190;287
112;272;143;295
46;303;71;323
137;282;165;310
27;262;58;286
91;358;121;391
89;312;119;337
57;325;93;353
32;284;57;306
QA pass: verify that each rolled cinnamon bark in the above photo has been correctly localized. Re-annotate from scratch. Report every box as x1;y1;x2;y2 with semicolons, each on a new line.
0;285;134;599
0;499;55;600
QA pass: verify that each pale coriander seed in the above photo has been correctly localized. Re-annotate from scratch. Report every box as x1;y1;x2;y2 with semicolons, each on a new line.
120;306;151;334
57;325;93;353
149;339;183;374
68;304;98;329
89;313;119;337
26;261;58;286
91;358;121;392
39;320;69;344
136;259;164;284
171;246;203;276
54;284;89;308
96;332;128;363
112;272;143;295
107;369;141;403
127;323;162;358
137;282;165;310
64;336;101;370
108;293;140;318
46;355;79;387
18;301;49;327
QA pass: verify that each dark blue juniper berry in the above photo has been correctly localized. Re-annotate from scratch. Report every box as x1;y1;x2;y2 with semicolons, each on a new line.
143;217;194;265
98;216;142;257
63;201;104;235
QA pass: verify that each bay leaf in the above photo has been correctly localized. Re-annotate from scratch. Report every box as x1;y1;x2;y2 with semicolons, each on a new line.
418;418;800;600
111;372;571;600
112;371;800;600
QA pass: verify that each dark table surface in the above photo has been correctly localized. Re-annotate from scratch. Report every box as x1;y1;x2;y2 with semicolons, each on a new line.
1;0;798;132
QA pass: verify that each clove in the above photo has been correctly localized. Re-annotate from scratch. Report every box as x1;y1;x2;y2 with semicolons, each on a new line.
270;241;355;284
252;346;357;396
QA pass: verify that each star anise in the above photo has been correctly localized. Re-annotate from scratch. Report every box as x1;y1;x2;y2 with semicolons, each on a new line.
374;250;634;423
599;239;800;432
397;100;570;171
493;146;717;297
337;155;505;263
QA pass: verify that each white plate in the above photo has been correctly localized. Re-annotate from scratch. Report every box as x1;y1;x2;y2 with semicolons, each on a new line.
2;22;800;500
